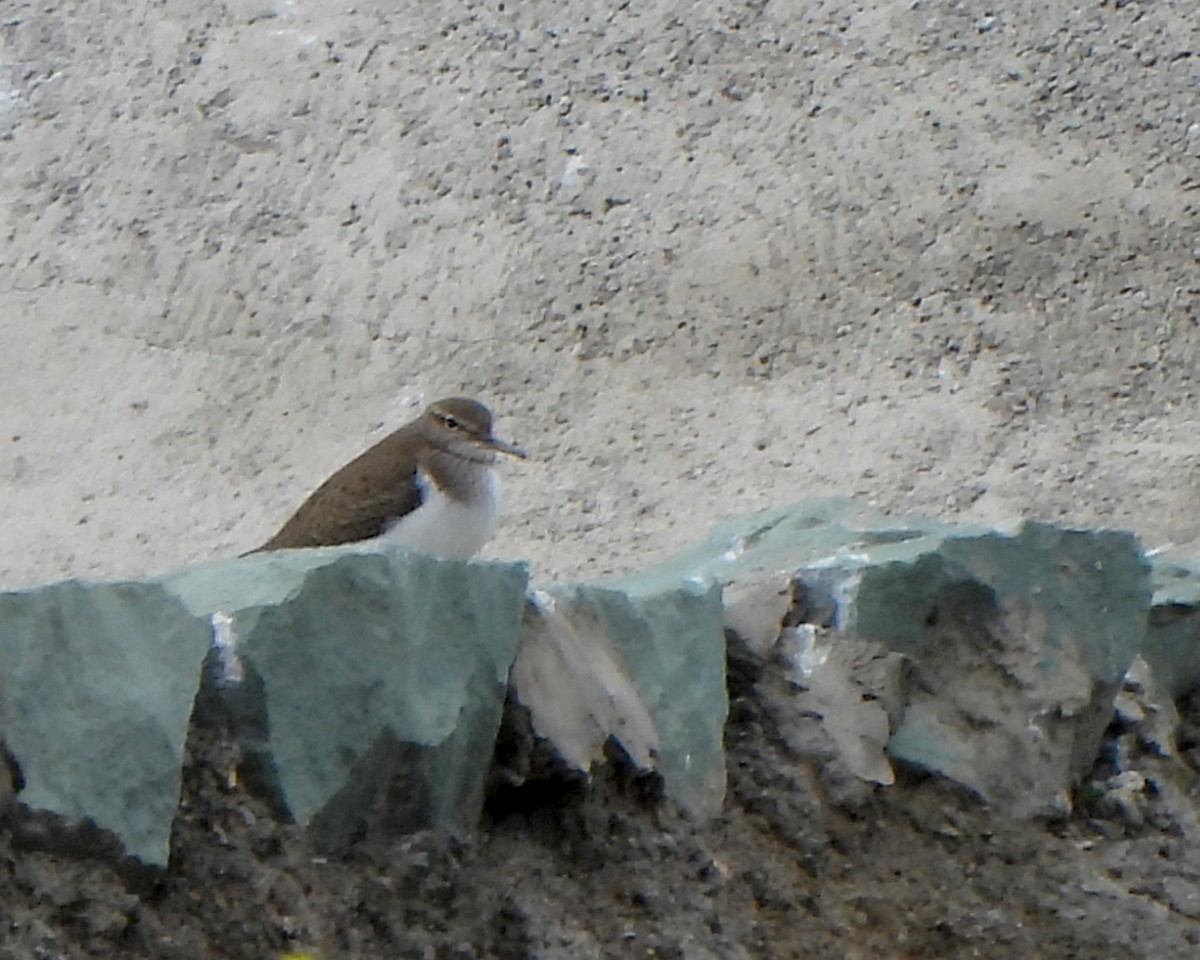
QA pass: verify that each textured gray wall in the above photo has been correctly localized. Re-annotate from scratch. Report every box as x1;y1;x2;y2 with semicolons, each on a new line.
2;0;1197;587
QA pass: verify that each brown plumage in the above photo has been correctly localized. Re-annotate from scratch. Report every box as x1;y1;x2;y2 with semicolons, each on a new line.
247;397;525;555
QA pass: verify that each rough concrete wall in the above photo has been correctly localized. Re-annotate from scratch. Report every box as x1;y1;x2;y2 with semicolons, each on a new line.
2;0;1197;589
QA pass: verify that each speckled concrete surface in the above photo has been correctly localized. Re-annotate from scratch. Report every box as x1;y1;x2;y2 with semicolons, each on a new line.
2;0;1198;592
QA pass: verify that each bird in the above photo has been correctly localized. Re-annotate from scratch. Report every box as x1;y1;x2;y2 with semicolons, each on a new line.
247;396;526;558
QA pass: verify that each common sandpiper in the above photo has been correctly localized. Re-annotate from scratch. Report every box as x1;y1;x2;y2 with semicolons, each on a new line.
249;396;526;558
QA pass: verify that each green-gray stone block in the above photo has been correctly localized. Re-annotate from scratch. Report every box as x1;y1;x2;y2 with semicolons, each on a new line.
1143;556;1200;699
633;498;1152;817
0;580;211;864
865;522;1150;815
167;545;528;847
516;579;726;818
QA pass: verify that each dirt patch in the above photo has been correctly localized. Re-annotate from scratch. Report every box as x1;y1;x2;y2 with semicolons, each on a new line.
3;647;1200;959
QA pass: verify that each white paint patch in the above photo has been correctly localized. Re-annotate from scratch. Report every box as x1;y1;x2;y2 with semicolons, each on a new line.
210;610;244;685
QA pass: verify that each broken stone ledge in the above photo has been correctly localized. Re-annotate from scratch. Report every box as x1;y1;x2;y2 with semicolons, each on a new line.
1;498;1196;865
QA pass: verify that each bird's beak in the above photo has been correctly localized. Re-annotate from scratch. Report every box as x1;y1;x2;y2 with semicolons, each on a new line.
485;435;527;459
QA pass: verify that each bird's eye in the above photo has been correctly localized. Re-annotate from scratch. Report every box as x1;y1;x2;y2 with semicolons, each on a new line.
444;416;460;430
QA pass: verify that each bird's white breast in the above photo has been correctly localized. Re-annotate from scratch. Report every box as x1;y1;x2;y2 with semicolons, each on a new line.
378;468;500;559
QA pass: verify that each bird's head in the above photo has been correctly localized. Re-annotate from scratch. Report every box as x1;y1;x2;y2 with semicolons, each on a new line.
422;396;527;463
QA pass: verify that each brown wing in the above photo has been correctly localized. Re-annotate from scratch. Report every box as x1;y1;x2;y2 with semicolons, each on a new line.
248;428;424;552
